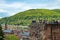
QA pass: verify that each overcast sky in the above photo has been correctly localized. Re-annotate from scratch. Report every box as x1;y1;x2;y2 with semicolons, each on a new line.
0;0;60;18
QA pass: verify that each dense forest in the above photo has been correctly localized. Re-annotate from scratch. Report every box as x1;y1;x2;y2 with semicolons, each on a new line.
0;9;60;26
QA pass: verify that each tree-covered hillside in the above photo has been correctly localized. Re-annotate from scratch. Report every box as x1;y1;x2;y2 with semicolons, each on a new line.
0;9;60;26
52;9;60;13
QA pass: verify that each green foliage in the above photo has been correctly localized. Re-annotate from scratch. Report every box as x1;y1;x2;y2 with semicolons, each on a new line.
52;9;60;13
0;9;60;25
5;35;19;40
0;24;4;40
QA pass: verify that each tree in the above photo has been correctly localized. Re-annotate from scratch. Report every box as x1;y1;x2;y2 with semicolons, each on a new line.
5;35;19;40
0;24;4;40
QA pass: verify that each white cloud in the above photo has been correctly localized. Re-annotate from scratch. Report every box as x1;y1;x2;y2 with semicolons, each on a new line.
0;17;2;18
0;0;60;17
0;9;5;12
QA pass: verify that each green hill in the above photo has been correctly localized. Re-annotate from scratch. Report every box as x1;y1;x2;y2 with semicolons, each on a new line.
52;9;60;13
0;9;60;26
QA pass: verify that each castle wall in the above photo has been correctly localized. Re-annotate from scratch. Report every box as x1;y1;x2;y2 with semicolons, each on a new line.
44;24;60;40
29;20;60;40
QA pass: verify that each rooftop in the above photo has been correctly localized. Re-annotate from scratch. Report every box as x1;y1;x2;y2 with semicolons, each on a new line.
3;29;13;33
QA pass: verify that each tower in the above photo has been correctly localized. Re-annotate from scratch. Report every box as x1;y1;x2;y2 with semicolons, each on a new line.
4;18;8;30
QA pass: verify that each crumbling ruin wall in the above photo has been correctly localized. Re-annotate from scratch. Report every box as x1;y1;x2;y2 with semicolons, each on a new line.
29;20;60;40
29;20;45;40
